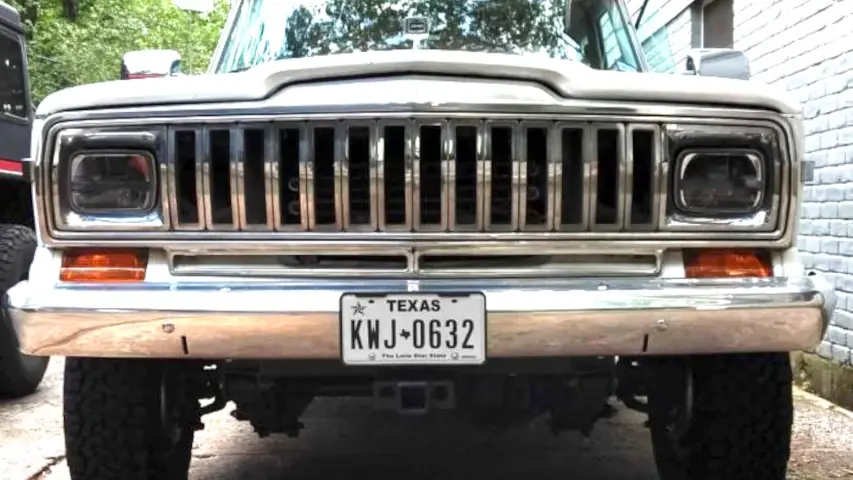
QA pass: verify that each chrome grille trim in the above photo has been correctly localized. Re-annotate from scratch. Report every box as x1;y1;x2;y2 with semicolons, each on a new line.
482;120;518;232
412;119;448;232
199;126;217;230
291;124;310;232
446;119;483;232
230;128;245;231
175;119;665;234
165;129;184;229
41;111;793;246
589;123;625;232
262;125;278;231
518;120;552;232
552;122;591;232
341;121;377;231
625;123;661;230
375;120;414;232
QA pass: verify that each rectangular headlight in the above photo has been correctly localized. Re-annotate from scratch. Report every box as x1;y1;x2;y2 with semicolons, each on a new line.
68;152;157;214
663;123;784;233
675;149;764;214
48;127;169;233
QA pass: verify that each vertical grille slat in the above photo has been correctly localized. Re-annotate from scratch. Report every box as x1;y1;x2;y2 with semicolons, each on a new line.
511;122;523;232
546;123;561;232
263;125;278;231
414;121;445;231
235;126;270;231
168;128;205;230
367;123;379;231
514;123;526;232
449;121;480;231
201;128;236;230
230;128;245;230
484;121;516;231
445;122;456;231
275;124;307;231
590;123;625;231
162;117;664;236
625;124;661;230
377;121;410;231
344;122;375;231
519;121;551;232
554;123;588;231
307;124;340;230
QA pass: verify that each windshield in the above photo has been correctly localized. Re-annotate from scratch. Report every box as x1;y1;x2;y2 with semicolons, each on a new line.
215;0;645;74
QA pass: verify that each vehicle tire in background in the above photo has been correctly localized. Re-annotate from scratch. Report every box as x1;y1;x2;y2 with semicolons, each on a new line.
0;224;49;398
647;353;793;480
64;357;197;480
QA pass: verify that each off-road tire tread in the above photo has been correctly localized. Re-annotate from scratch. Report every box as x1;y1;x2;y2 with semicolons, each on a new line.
652;353;793;480
64;358;192;480
0;224;48;397
0;224;35;292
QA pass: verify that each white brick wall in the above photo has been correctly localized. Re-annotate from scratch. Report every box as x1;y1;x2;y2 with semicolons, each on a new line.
626;0;853;365
627;0;693;72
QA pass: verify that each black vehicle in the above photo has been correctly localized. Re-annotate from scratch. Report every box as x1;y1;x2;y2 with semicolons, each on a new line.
0;1;48;398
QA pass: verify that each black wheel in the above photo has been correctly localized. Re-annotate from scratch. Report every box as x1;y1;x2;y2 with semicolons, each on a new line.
647;353;793;480
0;224;49;398
64;358;199;480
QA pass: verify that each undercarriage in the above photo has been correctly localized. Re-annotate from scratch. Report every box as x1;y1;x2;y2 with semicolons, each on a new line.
185;357;647;438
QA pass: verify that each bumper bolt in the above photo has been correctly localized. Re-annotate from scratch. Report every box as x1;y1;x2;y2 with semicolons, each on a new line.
162;323;175;334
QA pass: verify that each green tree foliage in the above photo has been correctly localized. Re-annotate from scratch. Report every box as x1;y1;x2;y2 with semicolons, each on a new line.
7;0;229;103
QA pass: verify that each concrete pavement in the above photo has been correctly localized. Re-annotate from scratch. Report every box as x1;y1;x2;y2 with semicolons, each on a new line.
1;358;852;480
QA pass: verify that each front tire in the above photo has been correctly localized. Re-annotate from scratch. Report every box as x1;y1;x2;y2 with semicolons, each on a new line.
64;358;197;480
647;353;793;480
0;224;49;398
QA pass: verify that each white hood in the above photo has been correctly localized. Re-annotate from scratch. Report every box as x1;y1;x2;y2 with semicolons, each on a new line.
36;49;801;117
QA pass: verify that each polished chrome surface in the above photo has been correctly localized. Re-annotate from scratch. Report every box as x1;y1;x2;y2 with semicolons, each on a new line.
7;275;834;359
30;72;802;250
40;112;791;245
50;129;170;232
167;250;663;278
665;123;784;232
8;275;829;314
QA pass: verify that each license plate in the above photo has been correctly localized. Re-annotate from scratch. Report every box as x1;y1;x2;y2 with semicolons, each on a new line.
340;292;486;366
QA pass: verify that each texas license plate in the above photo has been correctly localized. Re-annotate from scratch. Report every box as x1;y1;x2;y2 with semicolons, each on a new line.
340;292;486;366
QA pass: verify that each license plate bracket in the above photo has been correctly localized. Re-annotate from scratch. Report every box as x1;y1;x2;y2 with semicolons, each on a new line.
339;292;487;366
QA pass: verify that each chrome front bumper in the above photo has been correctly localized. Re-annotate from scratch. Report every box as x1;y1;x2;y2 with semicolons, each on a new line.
5;275;837;360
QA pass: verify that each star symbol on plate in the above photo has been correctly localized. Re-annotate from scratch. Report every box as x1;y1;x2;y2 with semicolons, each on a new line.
351;302;366;316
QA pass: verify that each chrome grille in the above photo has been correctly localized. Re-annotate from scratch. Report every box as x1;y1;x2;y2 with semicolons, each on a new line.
167;118;662;234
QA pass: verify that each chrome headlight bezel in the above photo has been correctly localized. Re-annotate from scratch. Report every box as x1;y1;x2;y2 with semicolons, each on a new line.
49;128;170;232
662;123;784;233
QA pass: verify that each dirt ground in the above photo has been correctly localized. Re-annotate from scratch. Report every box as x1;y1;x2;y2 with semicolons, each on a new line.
788;389;853;479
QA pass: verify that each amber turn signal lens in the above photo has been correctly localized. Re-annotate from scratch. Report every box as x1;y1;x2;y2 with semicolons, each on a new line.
59;249;148;283
684;249;772;279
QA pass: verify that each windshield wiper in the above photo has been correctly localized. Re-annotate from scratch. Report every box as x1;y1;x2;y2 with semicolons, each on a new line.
228;65;255;74
635;0;650;29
